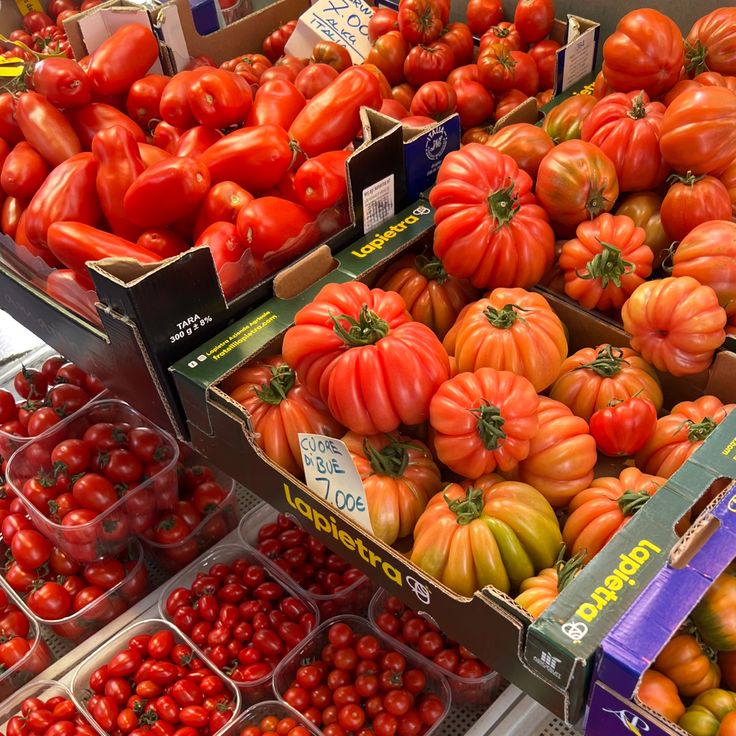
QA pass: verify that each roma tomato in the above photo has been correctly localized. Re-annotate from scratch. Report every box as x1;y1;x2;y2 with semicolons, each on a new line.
581;91;668;193
0;93;22;145
411;477;561;595
430;144;555;289
660;174;732;242
514;0;553;45
282;281;450;434
602;9;683;97
87;25;159;95
622;276;727;377
293;150;350;213
289;67;382;157
529;39;560;91
636;395;734;478
444;287;566;391
542;94;596;143
398;0;444;46
366;32;410;87
369;7;398;41
375;254;477;340
228;357;344;477
187;69;253;128
15;91;81;166
194;181;253;236
194;222;248;300
380;98;410;120
200;125;297;191
246;79;305;129
31;58;91;108
452;79;494;128
550;343;663;422
67;103;146;149
589;396;657;457
485;123;553;179
1;143;49;200
686;8;736;76
126;74;169;129
465;0;503;36
536;140;619;232
311;41;352;73
559;212;653;311
160;70;203;129
409;81;456;121
295;64;339;100
175;126;222;158
615;192;669;268
1;197;23;238
124;157;210;228
516;397;597;508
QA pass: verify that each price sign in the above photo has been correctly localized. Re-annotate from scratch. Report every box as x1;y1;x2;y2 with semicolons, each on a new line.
299;433;374;533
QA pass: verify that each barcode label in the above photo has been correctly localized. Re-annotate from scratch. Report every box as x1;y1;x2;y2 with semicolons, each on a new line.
363;175;395;234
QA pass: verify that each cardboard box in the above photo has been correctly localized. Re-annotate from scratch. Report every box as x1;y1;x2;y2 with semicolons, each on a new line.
170;207;736;723
586;474;736;736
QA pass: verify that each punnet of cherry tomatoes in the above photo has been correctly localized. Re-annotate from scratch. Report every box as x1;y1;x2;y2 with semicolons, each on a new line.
226;701;318;736
369;590;497;705
71;620;240;736
4;398;180;562
239;505;373;618
274;616;450;736
0;680;103;736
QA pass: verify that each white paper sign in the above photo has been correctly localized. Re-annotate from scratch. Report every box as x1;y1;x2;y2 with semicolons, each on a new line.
284;0;373;64
298;433;374;533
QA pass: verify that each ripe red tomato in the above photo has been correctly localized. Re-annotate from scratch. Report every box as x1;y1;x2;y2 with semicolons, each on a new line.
295;64;339;100
31;58;91;109
27;581;72;619
398;0;444;45
23;11;54;32
262;20;297;62
369;7;398;41
367;32;409;87
514;0;554;45
403;42;454;88
187;68;253;128
477;43;519;92
589;396;658;457
441;23;474;66
126;74;169;129
529;39;560;90
465;0;503;36
480;22;525;52
409;81;457;121
509;50;539;96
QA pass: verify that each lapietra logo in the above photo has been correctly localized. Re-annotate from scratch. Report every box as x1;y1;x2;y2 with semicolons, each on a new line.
562;621;588;641
602;708;651;736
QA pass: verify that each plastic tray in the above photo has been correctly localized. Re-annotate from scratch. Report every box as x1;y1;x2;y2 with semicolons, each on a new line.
10;537;149;643
6;398;179;561
70;618;241;736
239;503;374;618
0;679;104;736
0;582;52;700
141;452;239;572
221;700;321;736
368;588;501;705
273;615;452;736
158;542;320;703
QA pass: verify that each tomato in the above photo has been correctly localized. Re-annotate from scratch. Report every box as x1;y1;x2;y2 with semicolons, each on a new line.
589;396;657;458
159;71;201;129
134;229;184;258
290;67;381;157
686;8;736;76
123;157;209;229
692;568;736;651
194;181;253;238
201;125;296;192
449;79;493;129
369;7;398;40
246;79;305;130
173;126;221;158
484;123;553;180
27;581;72;619
293;150;349;214
536;140;619;232
480;22;525;53
186;69;252;128
654;634;721;699
398;0;443;45
622;276;726;377
602;9;683;97
0;93;21;146
1;196;23;239
30;57;90;109
513;0;553;45
528;39;560;91
262;20;297;62
295;64;339;100
542;95;595;144
194;222;249;300
23;10;54;31
477;43;518;92
366;32;409;87
392;82;415;109
125;74;169;130
87;25;159;95
636;396;734;478
71;473;117;512
67;102;145;150
465;0;502;35
493;89;528;122
615;192;668;269
660;174;732;243
311;41;351;73
283;281;449;434
430;144;554;289
409;81;456;121
636;671;686;724
12;528;52;571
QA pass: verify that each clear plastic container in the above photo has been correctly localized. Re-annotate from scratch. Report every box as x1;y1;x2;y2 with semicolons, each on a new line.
158;542;320;704
70;618;241;736
239;503;374;618
368;588;500;705
5;398;179;561
273;615;452;736
221;701;320;736
11;538;149;643
0;581;52;701
140;449;238;572
0;679;104;736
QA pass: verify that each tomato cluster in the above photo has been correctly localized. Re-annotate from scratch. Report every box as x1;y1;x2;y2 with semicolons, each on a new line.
373;595;490;681
281;621;446;736
238;715;311;736
5;692;100;736
254;513;366;615
164;555;317;686
0;354;102;455
84;627;237;736
0;585;50;680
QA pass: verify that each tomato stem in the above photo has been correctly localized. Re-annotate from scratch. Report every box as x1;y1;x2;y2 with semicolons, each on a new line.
627;92;648;120
483;303;527;329
487;182;519;227
575;240;636;289
362;435;417;479
684;416;718;442
415;255;448;284
585;182;612;220
684;40;709;76
556;548;586;593
471;399;507;450
445;486;484;525
254;363;296;406
618;490;652;517
331;305;389;346
575;344;627;377
667;170;704;187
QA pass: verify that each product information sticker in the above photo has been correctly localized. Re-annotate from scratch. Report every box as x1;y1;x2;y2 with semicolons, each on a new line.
362;174;396;234
299;433;374;534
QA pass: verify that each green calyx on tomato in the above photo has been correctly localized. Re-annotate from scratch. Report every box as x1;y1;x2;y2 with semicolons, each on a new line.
668;170;705;188
487;182;519;226
684;416;718;442
444;485;484;525
585;183;613;220
471;399;507;450
684;40;709;76
575;240;636;289
617;489;652;517
415;254;448;284
331;304;390;346
575;344;627;377
556;548;586;593
627;92;649;121
253;363;296;406
138;709;158;726
483;303;528;329
362;436;417;478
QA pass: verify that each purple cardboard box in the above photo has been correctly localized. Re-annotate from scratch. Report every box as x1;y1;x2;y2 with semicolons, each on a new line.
587;480;736;736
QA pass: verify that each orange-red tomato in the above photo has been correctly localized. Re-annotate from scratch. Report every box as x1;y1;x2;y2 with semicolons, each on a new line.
484;123;554;180
638;671;685;723
615;192;669;269
654;634;721;699
661;173;732;242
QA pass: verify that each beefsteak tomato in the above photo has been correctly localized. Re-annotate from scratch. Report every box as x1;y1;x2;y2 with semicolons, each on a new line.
661;174;732;242
615;192;669;269
686;8;736;76
484;123;554;179
589;396;657;458
638;671;685;724
654;634;721;699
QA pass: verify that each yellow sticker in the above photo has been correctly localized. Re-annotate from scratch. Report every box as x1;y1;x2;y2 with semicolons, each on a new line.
15;0;45;14
0;64;25;78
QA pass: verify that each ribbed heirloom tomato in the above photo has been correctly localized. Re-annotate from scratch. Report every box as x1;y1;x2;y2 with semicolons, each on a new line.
282;281;450;435
430;144;555;289
589;395;658;457
654;634;721;699
542;95;596;143
344;431;441;544
679;689;736;736
686;8;736;76
692;569;736;651
615;192;669;268
638;671;685;724
515;550;585;618
660;174;732;242
484;123;554;180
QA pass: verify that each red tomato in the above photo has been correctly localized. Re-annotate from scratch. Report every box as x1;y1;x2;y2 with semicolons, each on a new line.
11;528;52;571
480;22;526;52
175;126;223;158
23;11;54;32
440;23;474;67
403;42;454;88
295;64;340;100
477;43;518;92
194;181;253;236
294;150;350;213
31;58;91;108
126;74;169;129
187;69;253;128
509;50;539;96
409;81;457;121
380;98;409;120
660;173;732;241
529;39;560;91
590;396;658;457
15;91;81;166
514;0;554;45
453;79;494;128
262;20;297;62
1;142;49;200
466;0;503;36
311;41;352;73
27;581;72;619
67;102;145;149
194;223;248;300
246;79;305;129
369;9;399;41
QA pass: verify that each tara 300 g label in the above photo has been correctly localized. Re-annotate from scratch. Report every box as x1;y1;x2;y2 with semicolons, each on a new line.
169;314;214;344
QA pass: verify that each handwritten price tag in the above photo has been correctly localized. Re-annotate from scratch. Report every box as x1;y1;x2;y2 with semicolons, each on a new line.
299;433;374;533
